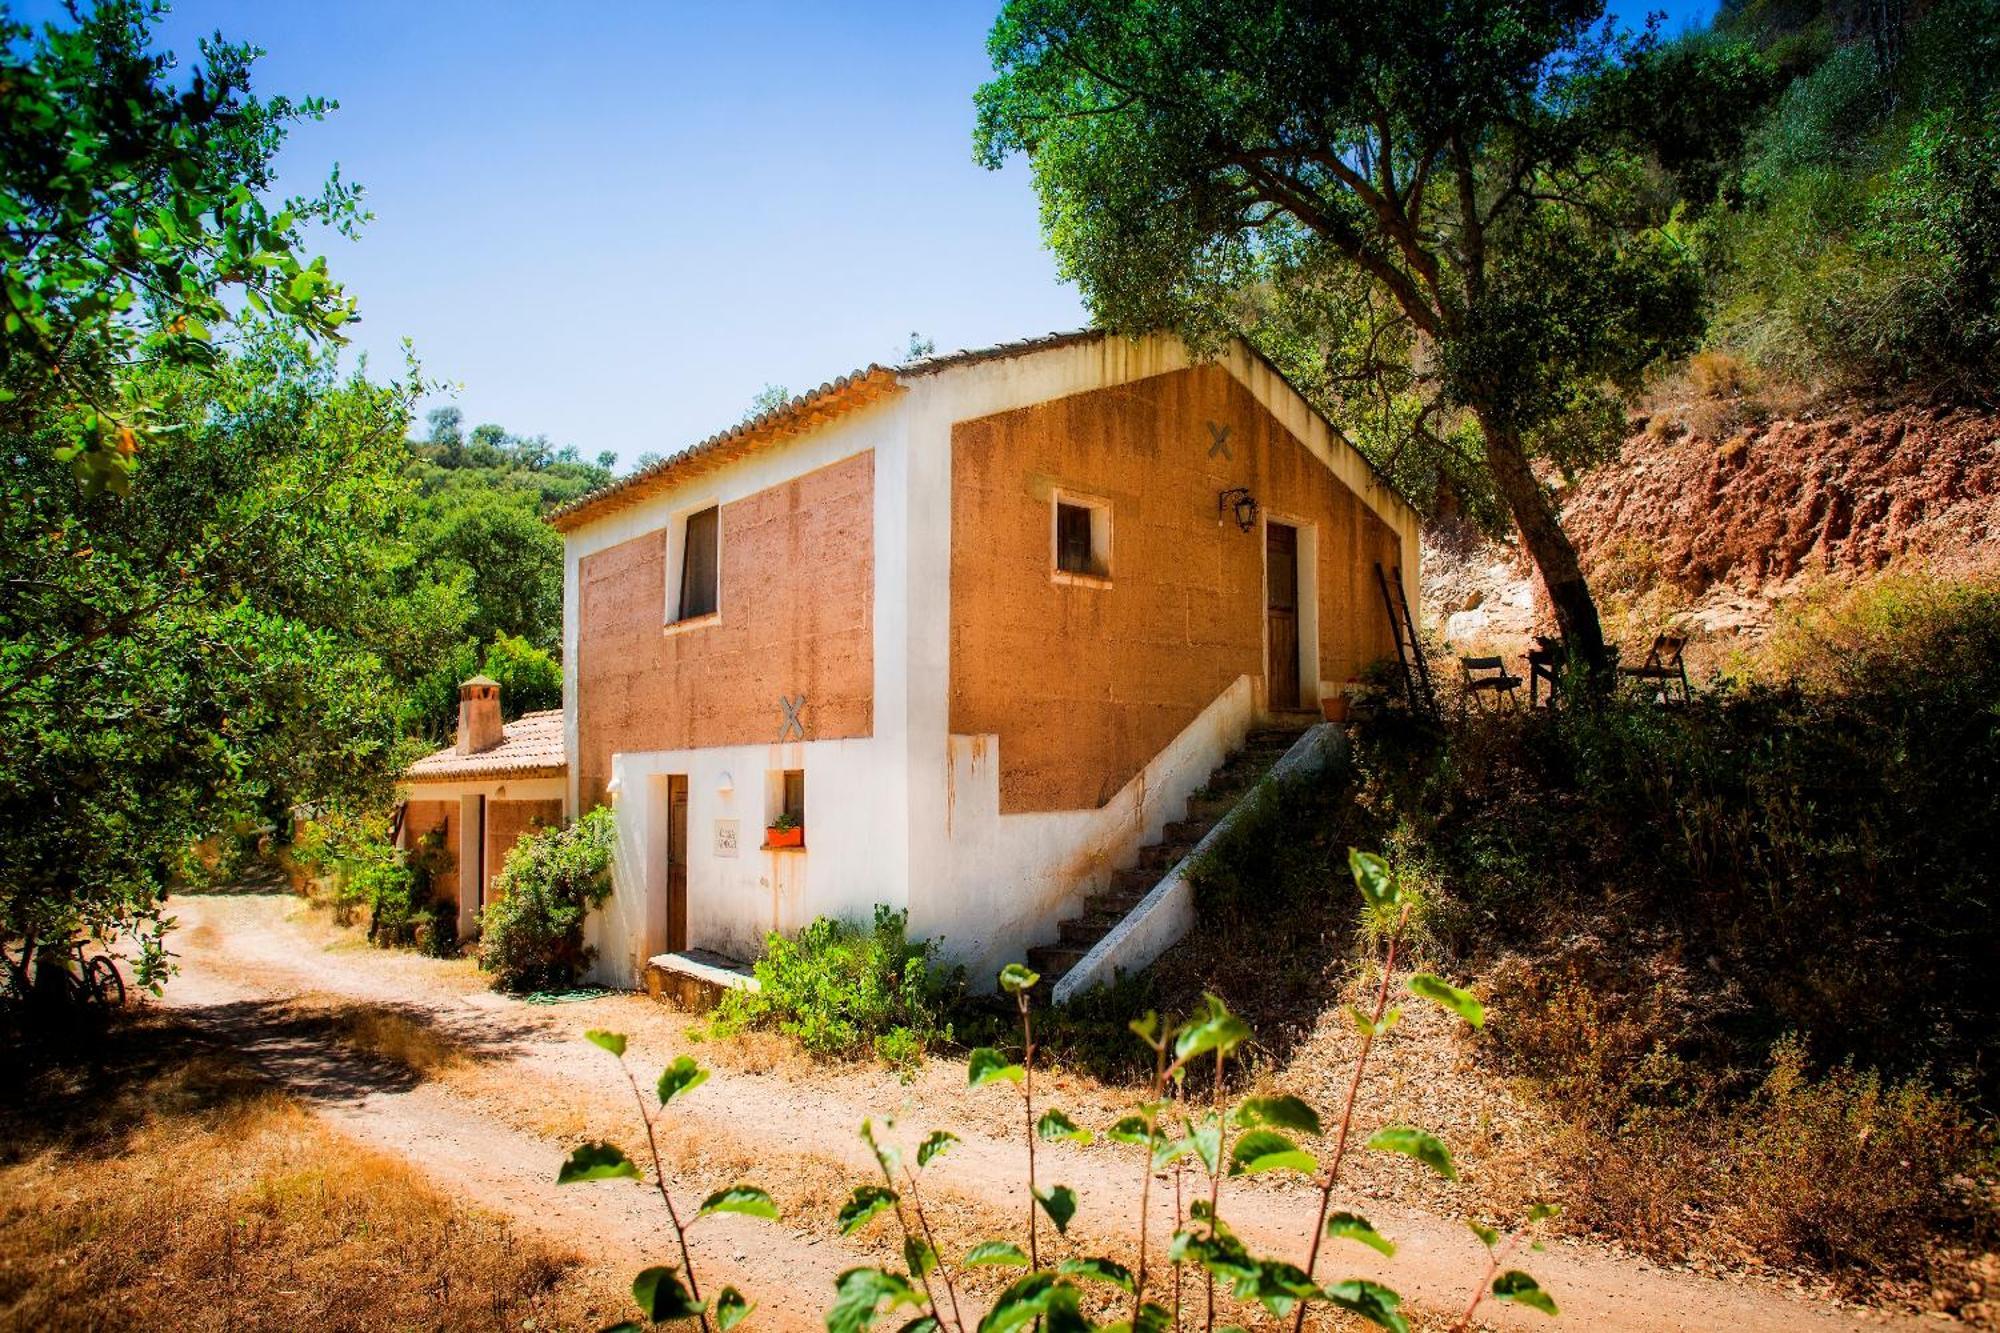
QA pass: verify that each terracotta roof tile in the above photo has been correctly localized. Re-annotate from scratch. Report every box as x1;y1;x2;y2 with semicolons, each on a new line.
404;709;566;781
547;327;1411;534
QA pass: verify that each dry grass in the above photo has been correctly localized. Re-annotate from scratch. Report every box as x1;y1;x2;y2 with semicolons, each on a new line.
0;1012;618;1332
318;999;469;1076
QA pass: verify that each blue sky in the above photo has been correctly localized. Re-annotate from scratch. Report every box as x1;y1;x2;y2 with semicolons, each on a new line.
27;1;1718;466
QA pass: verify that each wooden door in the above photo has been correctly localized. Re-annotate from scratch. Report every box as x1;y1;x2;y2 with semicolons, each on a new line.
1266;523;1300;709
667;776;689;953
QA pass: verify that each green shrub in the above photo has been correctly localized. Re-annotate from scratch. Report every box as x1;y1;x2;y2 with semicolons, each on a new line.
712;906;961;1068
478;806;616;993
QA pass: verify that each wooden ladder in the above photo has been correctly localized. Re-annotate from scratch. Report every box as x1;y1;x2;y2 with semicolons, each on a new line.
1375;562;1438;717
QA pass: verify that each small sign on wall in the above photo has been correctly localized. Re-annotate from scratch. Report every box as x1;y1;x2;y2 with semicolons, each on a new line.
714;819;739;858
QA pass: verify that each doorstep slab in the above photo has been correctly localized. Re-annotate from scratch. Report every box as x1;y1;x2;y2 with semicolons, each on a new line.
643;949;759;1012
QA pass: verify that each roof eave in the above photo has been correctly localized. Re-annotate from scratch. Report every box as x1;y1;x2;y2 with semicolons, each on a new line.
549;366;905;535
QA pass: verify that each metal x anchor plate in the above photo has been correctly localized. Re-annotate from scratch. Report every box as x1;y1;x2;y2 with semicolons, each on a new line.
777;694;807;742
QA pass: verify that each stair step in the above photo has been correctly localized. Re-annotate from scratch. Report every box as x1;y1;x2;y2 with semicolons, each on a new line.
1027;943;1089;978
1163;818;1205;843
1058;917;1114;947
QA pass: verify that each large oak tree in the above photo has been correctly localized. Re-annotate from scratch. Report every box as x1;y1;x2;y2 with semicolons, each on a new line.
976;0;1769;670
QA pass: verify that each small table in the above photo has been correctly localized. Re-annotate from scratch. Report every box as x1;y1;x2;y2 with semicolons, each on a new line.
1528;637;1566;708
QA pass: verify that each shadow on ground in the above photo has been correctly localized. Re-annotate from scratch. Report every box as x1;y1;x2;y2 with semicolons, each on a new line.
1;993;535;1165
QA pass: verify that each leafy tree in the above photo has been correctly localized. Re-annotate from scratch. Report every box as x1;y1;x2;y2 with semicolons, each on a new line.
1;329;418;991
1704;0;2000;394
975;0;1770;670
0;0;361;494
743;383;791;422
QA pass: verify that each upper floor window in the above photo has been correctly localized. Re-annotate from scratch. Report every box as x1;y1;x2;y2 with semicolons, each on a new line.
676;505;719;621
1052;493;1111;583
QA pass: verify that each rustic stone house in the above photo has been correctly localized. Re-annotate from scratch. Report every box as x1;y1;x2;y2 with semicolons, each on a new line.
398;677;565;938
549;330;1419;996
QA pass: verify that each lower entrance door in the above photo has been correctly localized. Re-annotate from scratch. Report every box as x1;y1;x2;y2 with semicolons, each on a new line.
1266;522;1301;709
667;775;689;953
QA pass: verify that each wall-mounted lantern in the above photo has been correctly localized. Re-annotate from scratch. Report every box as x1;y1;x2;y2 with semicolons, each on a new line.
717;770;734;796
1218;487;1259;533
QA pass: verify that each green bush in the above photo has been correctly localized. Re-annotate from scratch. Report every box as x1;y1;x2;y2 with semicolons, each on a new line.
478;806;616;993
713;906;962;1068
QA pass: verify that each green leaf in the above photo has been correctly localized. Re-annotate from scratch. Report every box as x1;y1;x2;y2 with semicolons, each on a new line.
904;1233;938;1278
1325;1277;1409;1333
968;1046;1024;1087
1349;849;1402;914
860;1118;902;1177
1127;1010;1161;1045
1347;1004;1401;1037
1184;1115;1221;1174
917;1130;959;1167
839;1184;899;1235
963;1240;1030;1267
631;1266;704;1321
1365;1125;1457;1181
1106;1113;1153;1146
976;1272;1077;1333
1033;1183;1078;1234
1036;1108;1092;1144
1468;1218;1499;1250
1174;993;1250;1062
1493;1270;1558;1315
1236;1259;1321;1317
656;1055;708;1105
1097;1303;1171;1333
998;962;1041;995
698;1185;778;1220
1526;1201;1562;1224
828;1267;924;1333
1326;1211;1396;1257
584;1029;627;1056
1408;974;1485;1029
1228;1128;1318;1176
1058;1255;1135;1291
715;1286;752;1331
556;1141;639;1184
1231;1094;1323;1136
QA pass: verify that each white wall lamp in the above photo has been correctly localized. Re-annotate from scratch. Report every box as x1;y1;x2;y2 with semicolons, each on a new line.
717;771;735;797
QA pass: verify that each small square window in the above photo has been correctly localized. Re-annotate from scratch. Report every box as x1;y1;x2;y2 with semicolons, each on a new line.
1053;495;1110;581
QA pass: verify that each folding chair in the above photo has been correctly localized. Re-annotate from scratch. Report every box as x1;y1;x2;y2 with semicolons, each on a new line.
1459;655;1524;710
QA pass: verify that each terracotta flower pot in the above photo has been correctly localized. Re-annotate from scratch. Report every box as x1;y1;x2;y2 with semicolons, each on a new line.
765;825;804;849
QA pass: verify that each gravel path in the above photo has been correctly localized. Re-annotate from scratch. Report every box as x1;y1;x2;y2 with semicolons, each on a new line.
158;893;1929;1332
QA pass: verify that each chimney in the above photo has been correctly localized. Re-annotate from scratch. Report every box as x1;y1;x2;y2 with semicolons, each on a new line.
456;676;504;754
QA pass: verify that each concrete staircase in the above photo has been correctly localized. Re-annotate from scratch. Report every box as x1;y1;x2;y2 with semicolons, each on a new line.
1026;714;1320;992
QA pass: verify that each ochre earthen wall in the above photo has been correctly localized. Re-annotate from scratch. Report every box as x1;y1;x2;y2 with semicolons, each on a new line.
483;798;562;898
576;451;875;807
403;799;458;903
950;364;1401;813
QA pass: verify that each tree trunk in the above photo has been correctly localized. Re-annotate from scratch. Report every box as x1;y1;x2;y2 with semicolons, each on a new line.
1477;413;1611;675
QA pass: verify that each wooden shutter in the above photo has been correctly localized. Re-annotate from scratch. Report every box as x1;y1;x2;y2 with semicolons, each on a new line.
679;506;719;619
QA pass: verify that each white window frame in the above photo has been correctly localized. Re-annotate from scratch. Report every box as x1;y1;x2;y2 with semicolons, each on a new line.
1050;487;1113;588
662;498;723;633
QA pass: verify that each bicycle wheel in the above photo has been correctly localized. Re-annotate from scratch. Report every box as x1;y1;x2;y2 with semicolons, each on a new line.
85;954;125;1008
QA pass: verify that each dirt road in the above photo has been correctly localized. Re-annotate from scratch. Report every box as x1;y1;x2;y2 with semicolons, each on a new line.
158;893;1926;1332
